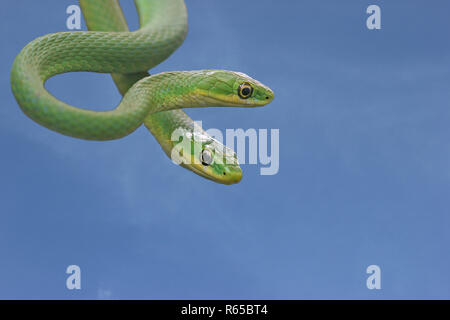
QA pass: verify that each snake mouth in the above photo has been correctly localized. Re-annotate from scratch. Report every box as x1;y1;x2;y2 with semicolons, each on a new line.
217;99;269;108
181;163;242;185
196;91;272;108
218;94;274;107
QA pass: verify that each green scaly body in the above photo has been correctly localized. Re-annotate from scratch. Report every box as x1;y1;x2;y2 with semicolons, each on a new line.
10;0;274;184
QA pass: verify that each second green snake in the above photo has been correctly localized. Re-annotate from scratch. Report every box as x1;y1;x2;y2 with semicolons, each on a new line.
10;0;274;184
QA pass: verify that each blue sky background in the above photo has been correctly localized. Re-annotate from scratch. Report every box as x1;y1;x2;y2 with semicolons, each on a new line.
1;0;449;299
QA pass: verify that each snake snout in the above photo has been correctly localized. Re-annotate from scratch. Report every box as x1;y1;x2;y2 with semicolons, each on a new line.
264;88;275;103
222;165;242;184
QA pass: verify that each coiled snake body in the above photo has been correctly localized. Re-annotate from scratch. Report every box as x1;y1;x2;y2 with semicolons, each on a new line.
10;0;274;184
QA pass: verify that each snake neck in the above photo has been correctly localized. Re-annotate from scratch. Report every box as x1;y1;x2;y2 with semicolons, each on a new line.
134;72;213;159
123;71;216;115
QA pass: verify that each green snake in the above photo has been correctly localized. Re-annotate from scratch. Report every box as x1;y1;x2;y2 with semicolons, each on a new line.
10;0;274;184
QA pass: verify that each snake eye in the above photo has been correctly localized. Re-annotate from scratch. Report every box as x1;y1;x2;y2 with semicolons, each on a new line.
200;149;213;166
238;82;253;99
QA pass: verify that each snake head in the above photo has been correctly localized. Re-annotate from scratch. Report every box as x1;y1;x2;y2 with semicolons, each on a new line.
172;129;242;185
194;70;274;107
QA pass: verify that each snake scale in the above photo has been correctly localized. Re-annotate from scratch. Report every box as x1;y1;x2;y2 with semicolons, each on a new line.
10;0;274;184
